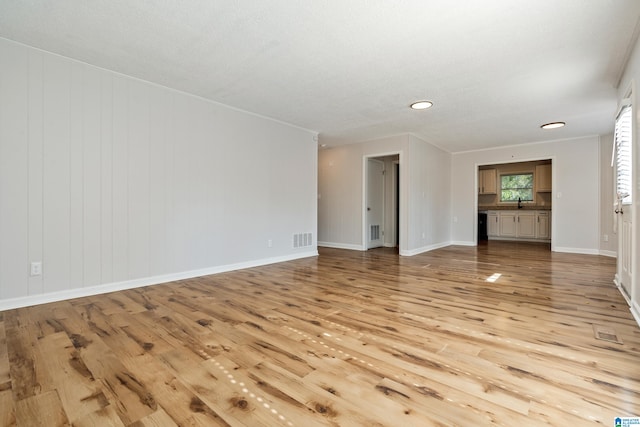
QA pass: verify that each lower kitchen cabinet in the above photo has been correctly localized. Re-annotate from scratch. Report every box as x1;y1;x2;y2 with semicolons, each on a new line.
536;211;550;239
487;210;550;241
488;212;499;237
499;212;517;237
517;212;536;238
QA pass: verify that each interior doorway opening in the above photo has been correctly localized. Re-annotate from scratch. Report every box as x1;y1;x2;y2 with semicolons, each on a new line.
364;154;400;250
394;160;400;247
476;158;554;250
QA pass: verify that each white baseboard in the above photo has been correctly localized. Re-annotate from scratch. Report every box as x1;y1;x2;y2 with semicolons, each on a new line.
613;276;639;328
614;275;631;305
400;241;451;256
450;241;476;246
319;241;454;256
599;250;617;258
489;237;551;243
553;246;599;255
631;301;640;329
0;251;318;311
317;241;365;251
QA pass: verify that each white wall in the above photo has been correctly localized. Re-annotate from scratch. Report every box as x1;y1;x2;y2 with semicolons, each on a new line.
318;136;406;250
0;38;318;309
405;135;452;253
599;133;617;256
318;134;451;255
451;136;601;253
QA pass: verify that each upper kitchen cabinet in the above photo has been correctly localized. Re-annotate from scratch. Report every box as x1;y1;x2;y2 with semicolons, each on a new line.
535;164;552;192
478;168;497;195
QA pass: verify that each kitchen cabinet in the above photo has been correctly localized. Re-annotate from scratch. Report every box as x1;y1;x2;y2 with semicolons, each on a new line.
488;210;550;241
517;212;536;238
478;169;497;194
499;212;517;237
536;211;550;239
498;211;534;237
488;212;499;237
535;164;552;192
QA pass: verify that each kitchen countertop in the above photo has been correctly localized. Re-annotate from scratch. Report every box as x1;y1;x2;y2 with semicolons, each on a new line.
478;205;551;211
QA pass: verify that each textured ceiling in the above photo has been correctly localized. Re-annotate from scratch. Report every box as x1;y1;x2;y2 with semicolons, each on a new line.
1;0;639;152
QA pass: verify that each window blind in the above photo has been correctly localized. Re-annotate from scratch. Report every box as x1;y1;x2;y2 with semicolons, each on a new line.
614;104;632;204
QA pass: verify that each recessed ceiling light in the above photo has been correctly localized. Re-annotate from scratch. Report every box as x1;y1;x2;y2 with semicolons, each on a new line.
540;122;565;129
410;100;433;110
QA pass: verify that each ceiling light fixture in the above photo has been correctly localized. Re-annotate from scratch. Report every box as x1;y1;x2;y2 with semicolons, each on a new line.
540;121;565;129
410;100;433;110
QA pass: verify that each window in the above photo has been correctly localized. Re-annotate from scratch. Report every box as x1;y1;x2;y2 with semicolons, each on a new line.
500;173;533;202
614;104;632;204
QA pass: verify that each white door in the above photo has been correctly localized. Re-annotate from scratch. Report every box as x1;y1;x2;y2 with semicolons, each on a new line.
367;159;384;249
617;198;633;297
614;101;633;298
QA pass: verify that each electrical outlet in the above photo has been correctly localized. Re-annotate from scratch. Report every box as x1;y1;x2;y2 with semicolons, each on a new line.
30;262;42;276
603;234;609;242
268;239;273;248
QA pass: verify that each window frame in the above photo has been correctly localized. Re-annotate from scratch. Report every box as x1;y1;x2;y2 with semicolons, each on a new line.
499;172;534;203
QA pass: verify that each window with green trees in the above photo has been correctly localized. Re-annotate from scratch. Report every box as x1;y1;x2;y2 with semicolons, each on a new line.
500;173;533;202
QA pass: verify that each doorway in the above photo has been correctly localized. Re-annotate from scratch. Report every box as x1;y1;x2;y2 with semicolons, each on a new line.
364;154;400;250
366;158;384;249
476;159;554;250
613;91;634;300
394;160;400;247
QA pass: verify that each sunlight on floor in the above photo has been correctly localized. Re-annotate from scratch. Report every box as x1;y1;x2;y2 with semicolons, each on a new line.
486;273;502;282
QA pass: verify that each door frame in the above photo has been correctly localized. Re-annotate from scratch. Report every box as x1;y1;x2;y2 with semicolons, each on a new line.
362;151;404;252
634;79;640;320
614;80;637;316
392;160;400;247
474;157;556;252
366;158;385;249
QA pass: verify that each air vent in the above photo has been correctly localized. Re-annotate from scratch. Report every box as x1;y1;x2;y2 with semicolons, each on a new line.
370;225;380;241
293;232;313;248
593;324;623;344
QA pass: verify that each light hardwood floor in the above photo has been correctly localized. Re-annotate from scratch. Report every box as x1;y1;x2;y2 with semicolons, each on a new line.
1;241;638;426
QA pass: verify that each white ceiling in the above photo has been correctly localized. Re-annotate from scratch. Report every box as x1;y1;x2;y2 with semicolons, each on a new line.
1;1;639;152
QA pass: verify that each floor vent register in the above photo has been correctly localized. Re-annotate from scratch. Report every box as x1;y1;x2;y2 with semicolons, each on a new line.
593;324;623;344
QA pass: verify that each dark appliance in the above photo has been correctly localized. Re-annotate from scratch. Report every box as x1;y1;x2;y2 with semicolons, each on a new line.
478;212;488;241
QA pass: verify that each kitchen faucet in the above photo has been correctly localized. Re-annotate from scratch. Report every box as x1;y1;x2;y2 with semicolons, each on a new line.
518;197;523;209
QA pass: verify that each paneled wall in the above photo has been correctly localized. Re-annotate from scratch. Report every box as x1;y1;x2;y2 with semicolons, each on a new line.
0;38;317;307
317;134;452;255
599;133;617;256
